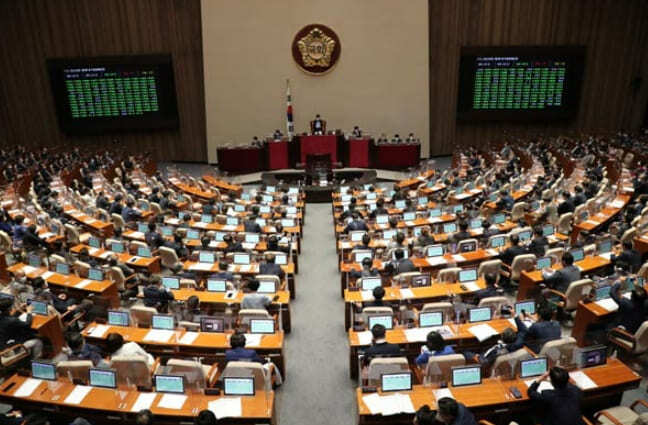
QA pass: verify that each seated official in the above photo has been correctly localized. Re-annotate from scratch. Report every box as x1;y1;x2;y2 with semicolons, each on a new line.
267;235;289;254
241;279;279;310
0;298;43;359
415;227;436;247
527;225;549;257
415;331;455;366
312;114;324;135
611;241;642;273
542;252;580;293
64;332;106;367
344;212;369;233
512;307;560;354
500;234;527;266
496;190;514;211
121;199;141;223
363;324;400;359
369;198;388;219
106;332;154;368
145;222;164;248
143;277;174;311
259;253;285;280
451;221;471;243
164;233;189;259
22;224;48;251
472;273;500;304
223;234;244;253
209;261;234;281
243;206;262;233
350;257;379;280
557;191;575;215
462;327;518;369
352;233;371;251
390;248;416;274
171;262;197;281
177;295;203;323
109;195;123;215
611;279;647;333
225;333;264;364
528;366;585;425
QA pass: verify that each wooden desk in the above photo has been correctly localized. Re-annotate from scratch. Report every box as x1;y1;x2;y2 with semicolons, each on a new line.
356;359;640;424
31;314;64;354
64;206;114;238
335;214;457;235
82;323;286;378
395;170;435;190
170;289;292;333
164;218;302;238
70;244;161;274
0;375;276;425
168;177;219;201
517;255;611;301
571;300;613;347
572;195;631;244
202;175;243;197
7;263;120;308
343;280;486;329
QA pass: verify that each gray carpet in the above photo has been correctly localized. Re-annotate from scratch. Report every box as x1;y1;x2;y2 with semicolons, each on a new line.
276;203;356;425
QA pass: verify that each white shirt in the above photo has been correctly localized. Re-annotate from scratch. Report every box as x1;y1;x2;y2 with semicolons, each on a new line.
113;341;154;368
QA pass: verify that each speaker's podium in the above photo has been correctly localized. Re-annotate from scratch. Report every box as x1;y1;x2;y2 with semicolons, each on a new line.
295;120;342;168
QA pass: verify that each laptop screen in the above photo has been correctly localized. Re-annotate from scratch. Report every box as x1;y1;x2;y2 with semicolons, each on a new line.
518;231;532;242
187;230;200;240
395;200;406;209
88;237;101;249
361;277;382;291
368;315;393;330
427;245;444;257
56;263;70;275
111;242;125;253
460;241;477;252
403;212;416;221
468;307;492;323
381;372;412;392
490;236;505;248
88;268;103;281
266;186;276;193
233;253;250;265
382;230;396;240
580;345;607;368
281;219;295;227
89;368;117;389
257;280;276;294
162;277;180;290
206;279;227;292
570;249;585;262
452;366;482;387
137;247;152;258
536;257;552;270
199;251;215;263
152;314;174;330
161;226;174;236
542;225;554;237
354;251;373;263
31;361;56;381
214;232;226;242
419;311;443;327
234;204;245;212
520;357;548;378
224;377;255;396
595;285;612;301
31;300;48;316
429;209;442;218
453;205;464;213
28;255;41;268
443;223;457;233
155;375;184;394
274;254;288;265
418;196;428;205
137;223;148;233
250;319;275;334
469;219;482;229
597;240;612;254
350;232;365;242
459;269;477;283
412;274;431;287
108;310;130;326
245;233;260;243
376;215;388;224
492;214;505;224
255;218;267;226
514;300;536;316
226;217;239;225
200;317;224;333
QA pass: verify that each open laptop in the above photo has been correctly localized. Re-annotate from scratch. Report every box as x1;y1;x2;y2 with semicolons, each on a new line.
419;311;443;328
381;372;412;392
107;310;130;327
468;307;492;323
451;365;481;387
223;377;255;396
458;268;478;284
520;357;548;379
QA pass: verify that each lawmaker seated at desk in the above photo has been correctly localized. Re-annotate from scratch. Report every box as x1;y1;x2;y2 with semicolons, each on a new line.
512;307;561;354
240;279;280;311
0;298;43;359
414;400;477;425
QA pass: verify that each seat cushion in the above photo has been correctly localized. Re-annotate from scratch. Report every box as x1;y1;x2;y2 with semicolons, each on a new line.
597;406;637;425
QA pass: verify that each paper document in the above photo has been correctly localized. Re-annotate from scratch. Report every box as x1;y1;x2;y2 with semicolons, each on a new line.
399;288;414;299
99;252;112;259
41;271;54;280
190;263;214;271
584;220;599;226
599;252;613;260
426;257;447;267
40;232;55;239
157;393;187;410
569;371;597;390
14;378;42;397
433;388;454;400
610;200;625;209
404;221;415;227
404;328;430;342
452;254;466;262
21;265;37;274
179;332;198;345
356;331;373;346
131;392;157;412
468;324;498;342
130;232;144;239
166;218;180;225
64;385;92;404
241;243;256;250
222;225;237;231
208;397;242;419
243;333;262;347
143;329;174;343
85;218;97;224
88;324;109;338
524;379;554;391
194;222;207;229
75;279;93;289
238;265;252;273
462;281;480;292
360;290;374;301
594;298;618;312
361;393;383;414
380;393;415;416
88;248;99;255
486;249;498;257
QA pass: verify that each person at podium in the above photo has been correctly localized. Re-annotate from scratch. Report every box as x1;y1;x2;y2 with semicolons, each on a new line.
272;129;283;140
351;126;362;138
391;134;402;143
313;114;325;135
406;133;417;143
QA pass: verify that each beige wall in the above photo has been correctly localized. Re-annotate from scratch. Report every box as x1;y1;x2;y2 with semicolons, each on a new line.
202;0;429;163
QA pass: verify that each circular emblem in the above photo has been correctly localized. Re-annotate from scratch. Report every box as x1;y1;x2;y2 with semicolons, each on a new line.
292;24;341;75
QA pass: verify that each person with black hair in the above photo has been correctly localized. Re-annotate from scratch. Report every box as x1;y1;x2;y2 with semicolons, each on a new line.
463;327;518;369
259;253;285;280
369;198;388;219
527;225;548;257
611;278;648;333
363;324;400;358
363;286;385;308
145;222;164;248
611;240;642;273
513;306;561;353
243;206;262;233
0;298;42;358
345;212;368;233
350;257;379;280
435;397;477;425
121;199;142;223
241;279;279;310
496;190;514;211
500;234;527;266
194;410;217;425
164;233;189;259
472;272;499;304
209;261;234;281
22;224;48;251
135;409;154;425
413;405;436;425
528;366;585;425
451;221;471;243
354;233;371;250
542;252;580;293
223;233;243;253
416;227;436;247
415;331;454;366
142;273;174;310
65;332;105;366
557;191;575;215
106;333;154;367
225;333;264;364
202;198;217;215
391;248;416;274
109;194;123;215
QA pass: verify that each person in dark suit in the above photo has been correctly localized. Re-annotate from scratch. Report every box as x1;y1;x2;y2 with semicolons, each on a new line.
351;126;362;138
451;221;471;243
243;206;262;233
610;279;647;333
259;253;285;281
391;248;416;275
223;234;243;253
344;212;369;233
528;366;585;425
481;220;499;238
0;298;42;358
225;333;264;364
557;191;575;215
500;234;527;266
611;241;643;273
164;233;189;259
312;114;324;135
121;199;141;223
415;227;436;247
542;252;580;293
362;324;400;359
496;190;514;211
96;191;110;210
22;225;48;251
434;397;477;425
369;198;388;219
527;225;548;257
108;194;123;216
209;262;234;281
472;273;500;304
143;278;174;311
353;233;371;251
145;222;164;249
202;198;218;215
513;307;561;354
572;186;587;206
350;257;379;280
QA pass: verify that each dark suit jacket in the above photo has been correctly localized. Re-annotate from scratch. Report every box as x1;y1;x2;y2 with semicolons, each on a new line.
345;219;369;233
243;219;262;233
500;245;527;266
612;249;642;273
393;258;416;274
544;265;580;293
528;382;585;425
557;199;575;215
528;236;548;257
514;317;561;354
143;285;174;308
363;342;401;359
611;282;647;333
259;263;285;280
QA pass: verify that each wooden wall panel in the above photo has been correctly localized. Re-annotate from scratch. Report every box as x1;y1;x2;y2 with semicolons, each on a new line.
0;0;206;162
428;0;648;156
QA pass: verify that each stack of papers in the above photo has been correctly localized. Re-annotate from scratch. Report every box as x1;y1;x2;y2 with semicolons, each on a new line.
130;393;157;412
222;225;237;231
238;265;252;273
88;324;110;338
243;333;263;347
208;397;242;419
190;263;214;271
88;248;100;255
129;231;145;239
166;218;180;225
360;291;374;301
64;385;92;404
40;232;55;239
362;393;415;416
157;393;187;410
569;371;597;389
452;254;466;262
21;265;37;274
594;298;618;312
143;329;174;343
356;331;373;346
14;378;42;397
462;281;481;292
399;288;414;299
179;332;199;345
524;379;554;391
426;257;447;267
75;279;93;289
468;324;498;342
41;271;54;280
486;249;499;257
404;328;430;342
194;222;208;229
610;200;625;209
433;388;454;400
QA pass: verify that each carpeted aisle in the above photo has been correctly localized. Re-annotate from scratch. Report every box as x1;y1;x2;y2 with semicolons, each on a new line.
277;203;356;425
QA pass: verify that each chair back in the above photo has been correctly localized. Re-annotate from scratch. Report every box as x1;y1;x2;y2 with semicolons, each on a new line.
620;227;637;246
158;247;180;269
457;239;479;253
556;213;573;235
633;321;648;354
438;267;461;283
367;357;409;387
222;361;269;391
564;279;594;310
511;202;528;221
109;266;126;291
546;247;565;264
491;348;533;379
539;337;578;369
477;259;502;283
424;354;465;385
111;214;125;231
56;360;93;384
130;305;158;327
238;309;272;326
109;356;152;388
421;302;454;319
164;359;207;389
477;296;508;315
64;224;81;245
511;254;536;281
394;272;426;287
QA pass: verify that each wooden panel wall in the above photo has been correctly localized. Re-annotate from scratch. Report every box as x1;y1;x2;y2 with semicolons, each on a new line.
428;0;648;156
0;0;206;162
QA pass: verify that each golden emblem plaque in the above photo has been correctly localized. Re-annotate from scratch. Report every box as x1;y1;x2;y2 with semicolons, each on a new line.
292;24;341;75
